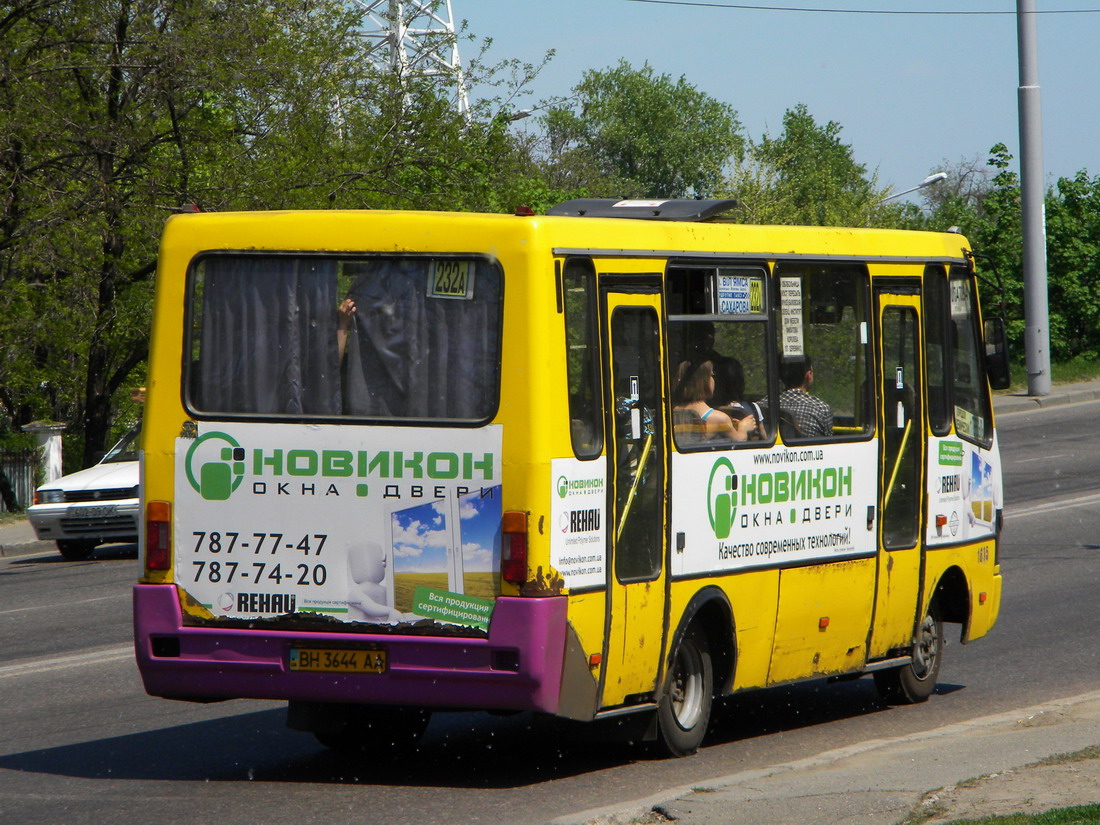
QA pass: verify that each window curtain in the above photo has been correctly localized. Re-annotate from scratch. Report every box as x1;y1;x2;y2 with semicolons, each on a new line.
342;259;500;420
196;257;341;415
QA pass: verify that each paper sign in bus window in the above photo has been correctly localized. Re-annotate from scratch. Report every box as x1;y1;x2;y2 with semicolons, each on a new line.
780;277;804;357
717;274;764;315
428;259;474;299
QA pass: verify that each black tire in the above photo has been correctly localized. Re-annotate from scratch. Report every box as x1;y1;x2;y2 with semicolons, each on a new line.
874;605;944;704
655;626;713;757
313;706;432;755
57;540;96;561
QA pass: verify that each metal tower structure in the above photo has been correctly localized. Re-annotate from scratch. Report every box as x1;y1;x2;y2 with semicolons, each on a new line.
354;0;469;116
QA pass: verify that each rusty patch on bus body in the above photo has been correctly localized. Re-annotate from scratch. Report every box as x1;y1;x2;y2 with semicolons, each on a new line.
521;564;565;596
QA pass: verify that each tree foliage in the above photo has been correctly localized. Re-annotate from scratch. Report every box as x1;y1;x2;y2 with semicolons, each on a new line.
911;143;1100;363
543;60;744;199
728;104;886;226
0;0;549;469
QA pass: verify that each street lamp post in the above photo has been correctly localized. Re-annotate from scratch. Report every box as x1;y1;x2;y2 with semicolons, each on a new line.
880;171;948;204
1018;0;1051;396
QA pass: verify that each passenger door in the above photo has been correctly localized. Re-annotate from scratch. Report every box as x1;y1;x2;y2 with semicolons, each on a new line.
869;289;925;656
598;287;669;709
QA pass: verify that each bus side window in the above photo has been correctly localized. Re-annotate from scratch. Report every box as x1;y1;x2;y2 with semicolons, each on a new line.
563;258;603;459
666;265;771;450
773;263;873;441
923;265;952;435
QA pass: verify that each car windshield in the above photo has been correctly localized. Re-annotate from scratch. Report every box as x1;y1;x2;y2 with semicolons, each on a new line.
102;425;140;463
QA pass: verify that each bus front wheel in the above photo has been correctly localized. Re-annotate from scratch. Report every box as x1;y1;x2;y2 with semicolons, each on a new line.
655;626;713;757
874;606;943;704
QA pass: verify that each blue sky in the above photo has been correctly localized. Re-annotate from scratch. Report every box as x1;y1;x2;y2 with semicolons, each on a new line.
454;1;1100;200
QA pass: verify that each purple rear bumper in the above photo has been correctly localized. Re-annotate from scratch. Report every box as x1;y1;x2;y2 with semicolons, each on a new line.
133;584;568;713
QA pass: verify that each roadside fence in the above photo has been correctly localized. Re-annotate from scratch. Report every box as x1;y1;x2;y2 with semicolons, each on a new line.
0;449;39;512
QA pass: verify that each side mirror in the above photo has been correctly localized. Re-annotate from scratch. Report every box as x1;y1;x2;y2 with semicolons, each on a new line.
984;317;1011;390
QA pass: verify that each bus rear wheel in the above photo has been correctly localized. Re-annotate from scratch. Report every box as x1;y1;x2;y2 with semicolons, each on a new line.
655;627;713;757
874;606;943;704
292;702;431;755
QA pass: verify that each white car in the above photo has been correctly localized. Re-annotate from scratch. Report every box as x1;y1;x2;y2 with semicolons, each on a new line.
28;426;140;560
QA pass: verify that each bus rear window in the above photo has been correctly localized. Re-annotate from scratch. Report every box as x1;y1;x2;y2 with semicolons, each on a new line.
187;254;503;422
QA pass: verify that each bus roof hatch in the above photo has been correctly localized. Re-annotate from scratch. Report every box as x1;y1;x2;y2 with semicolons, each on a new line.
546;198;738;222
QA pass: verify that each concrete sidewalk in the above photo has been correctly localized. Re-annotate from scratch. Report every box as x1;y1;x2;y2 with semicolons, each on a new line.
993;378;1100;415
560;691;1100;825
0;515;53;558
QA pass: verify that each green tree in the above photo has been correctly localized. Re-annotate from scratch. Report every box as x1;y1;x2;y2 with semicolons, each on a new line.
1041;170;1100;360
913;145;1024;351
0;0;550;468
543;60;744;199
1;0;370;467
917;143;1100;362
729;103;886;226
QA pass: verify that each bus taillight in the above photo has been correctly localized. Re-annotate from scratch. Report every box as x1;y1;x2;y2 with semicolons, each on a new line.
501;510;528;586
146;500;172;570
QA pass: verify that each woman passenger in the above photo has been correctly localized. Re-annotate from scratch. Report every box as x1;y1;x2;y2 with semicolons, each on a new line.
672;360;748;444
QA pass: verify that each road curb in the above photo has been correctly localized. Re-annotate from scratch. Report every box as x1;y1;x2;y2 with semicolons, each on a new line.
995;386;1100;414
554;690;1100;825
0;539;55;558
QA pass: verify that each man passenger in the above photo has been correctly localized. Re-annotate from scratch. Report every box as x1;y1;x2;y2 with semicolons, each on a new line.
778;356;833;438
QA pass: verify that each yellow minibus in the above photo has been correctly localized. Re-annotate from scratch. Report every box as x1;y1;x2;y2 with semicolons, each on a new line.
134;199;1007;756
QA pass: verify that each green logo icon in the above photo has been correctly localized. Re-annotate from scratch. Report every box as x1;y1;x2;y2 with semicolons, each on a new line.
707;457;738;540
185;432;246;501
557;475;569;498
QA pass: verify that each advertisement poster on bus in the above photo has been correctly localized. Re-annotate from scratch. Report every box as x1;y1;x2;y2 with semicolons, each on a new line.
174;422;502;629
670;441;877;577
925;437;1000;546
549;457;607;590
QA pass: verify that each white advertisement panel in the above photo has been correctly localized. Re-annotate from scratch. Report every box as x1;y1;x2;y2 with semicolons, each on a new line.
174;422;502;628
671;441;878;576
549;457;608;590
925;435;1002;546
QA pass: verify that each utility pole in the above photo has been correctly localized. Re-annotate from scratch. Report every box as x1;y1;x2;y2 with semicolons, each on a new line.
354;0;469;116
1017;0;1051;396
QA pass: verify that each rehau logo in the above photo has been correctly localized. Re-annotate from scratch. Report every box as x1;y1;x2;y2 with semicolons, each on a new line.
559;508;601;534
234;592;297;614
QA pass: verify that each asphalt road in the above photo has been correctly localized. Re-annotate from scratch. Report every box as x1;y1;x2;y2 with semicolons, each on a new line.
1;399;1097;825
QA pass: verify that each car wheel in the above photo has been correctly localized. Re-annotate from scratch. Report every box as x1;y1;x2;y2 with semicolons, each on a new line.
57;540;96;561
